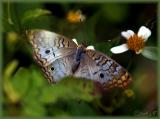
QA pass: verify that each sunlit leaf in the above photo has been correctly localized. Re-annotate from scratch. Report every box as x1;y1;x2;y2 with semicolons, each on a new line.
4;60;19;78
7;31;19;43
3;60;19;103
7;18;14;25
22;8;51;23
141;46;158;61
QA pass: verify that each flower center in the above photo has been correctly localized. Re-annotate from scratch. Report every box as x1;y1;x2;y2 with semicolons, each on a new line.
127;35;145;53
67;11;84;23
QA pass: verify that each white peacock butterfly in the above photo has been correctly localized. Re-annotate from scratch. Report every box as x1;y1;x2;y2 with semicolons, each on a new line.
26;29;132;89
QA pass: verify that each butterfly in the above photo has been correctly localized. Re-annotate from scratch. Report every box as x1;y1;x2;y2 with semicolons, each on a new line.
26;29;132;89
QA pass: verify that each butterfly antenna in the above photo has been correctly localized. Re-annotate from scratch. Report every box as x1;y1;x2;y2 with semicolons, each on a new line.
81;41;88;47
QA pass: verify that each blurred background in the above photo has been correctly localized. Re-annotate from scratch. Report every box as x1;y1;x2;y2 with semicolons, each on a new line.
2;1;158;117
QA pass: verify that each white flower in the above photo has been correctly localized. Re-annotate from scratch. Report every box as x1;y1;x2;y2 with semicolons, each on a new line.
72;38;78;45
72;38;95;50
110;26;151;54
86;45;95;50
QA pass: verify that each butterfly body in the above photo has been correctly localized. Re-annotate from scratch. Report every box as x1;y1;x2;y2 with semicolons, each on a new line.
26;29;132;89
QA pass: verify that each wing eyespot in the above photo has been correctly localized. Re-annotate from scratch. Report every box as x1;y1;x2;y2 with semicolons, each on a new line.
45;50;50;54
99;73;104;78
51;67;54;71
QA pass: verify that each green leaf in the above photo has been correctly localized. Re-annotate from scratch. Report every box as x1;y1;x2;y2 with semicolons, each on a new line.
22;66;47;103
22;8;51;24
3;60;19;103
39;77;96;104
4;60;19;78
22;101;46;116
141;46;158;61
30;67;47;88
23;87;40;104
39;86;58;104
11;68;31;100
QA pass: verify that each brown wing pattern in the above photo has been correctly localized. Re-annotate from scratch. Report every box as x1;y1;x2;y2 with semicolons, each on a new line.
26;29;77;67
86;50;132;89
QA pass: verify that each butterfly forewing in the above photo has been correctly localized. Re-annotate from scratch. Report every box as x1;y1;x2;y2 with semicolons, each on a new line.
26;29;77;67
27;29;77;83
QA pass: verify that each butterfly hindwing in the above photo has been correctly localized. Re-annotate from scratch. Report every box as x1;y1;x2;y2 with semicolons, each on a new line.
86;50;132;89
74;49;132;89
41;53;76;83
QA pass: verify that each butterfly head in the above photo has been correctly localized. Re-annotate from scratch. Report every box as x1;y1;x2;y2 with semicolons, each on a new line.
80;42;88;47
78;43;95;50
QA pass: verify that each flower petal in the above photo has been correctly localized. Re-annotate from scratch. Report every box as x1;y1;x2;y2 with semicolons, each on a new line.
127;30;135;36
121;30;134;40
110;44;129;54
86;45;95;50
121;31;130;39
72;38;78;45
137;26;151;41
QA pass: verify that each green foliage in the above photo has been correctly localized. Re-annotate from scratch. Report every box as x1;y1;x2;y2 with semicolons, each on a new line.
3;60;20;103
22;8;51;24
11;68;31;100
141;46;158;61
102;4;128;23
3;66;99;116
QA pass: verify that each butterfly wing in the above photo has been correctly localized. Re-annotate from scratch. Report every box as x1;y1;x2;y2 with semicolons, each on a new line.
74;49;132;89
26;29;77;67
26;29;78;83
41;53;77;83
